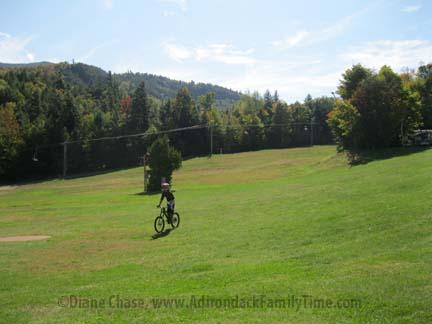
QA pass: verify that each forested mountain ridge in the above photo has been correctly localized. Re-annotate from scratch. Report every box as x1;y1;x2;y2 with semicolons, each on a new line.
0;61;241;109
115;72;240;110
0;61;54;68
0;58;336;181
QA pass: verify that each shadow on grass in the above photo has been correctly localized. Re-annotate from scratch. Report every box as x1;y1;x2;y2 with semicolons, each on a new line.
348;146;430;166
0;165;139;187
132;191;159;196
0;175;58;187
151;228;172;240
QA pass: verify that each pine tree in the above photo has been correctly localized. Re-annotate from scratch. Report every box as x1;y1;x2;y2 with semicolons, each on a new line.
128;82;149;132
270;101;291;147
260;89;273;125
273;90;279;102
264;89;273;111
174;87;198;128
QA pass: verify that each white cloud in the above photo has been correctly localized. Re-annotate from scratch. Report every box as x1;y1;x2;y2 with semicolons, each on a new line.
401;4;421;13
0;32;35;63
48;57;61;63
271;14;354;49
195;44;256;65
272;4;375;50
271;31;309;49
342;40;432;70
162;42;192;61
163;41;256;65
102;0;113;9
163;10;175;17
78;40;119;62
222;61;339;102
79;47;98;62
161;39;336;101
159;0;187;12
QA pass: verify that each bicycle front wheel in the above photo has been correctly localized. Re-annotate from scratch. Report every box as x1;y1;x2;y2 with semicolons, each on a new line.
154;216;165;233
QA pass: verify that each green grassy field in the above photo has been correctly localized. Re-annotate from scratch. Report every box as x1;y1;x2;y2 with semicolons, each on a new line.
1;146;431;323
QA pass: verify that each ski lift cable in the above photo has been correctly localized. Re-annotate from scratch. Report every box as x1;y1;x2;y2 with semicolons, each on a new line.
29;121;318;154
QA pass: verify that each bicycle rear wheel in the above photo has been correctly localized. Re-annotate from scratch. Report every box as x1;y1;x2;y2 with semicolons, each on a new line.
154;216;165;233
171;212;180;228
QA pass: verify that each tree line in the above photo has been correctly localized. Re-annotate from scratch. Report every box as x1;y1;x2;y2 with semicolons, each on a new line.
2;61;430;181
0;64;334;180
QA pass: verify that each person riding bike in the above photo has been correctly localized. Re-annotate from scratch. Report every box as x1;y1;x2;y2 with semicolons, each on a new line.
157;182;175;223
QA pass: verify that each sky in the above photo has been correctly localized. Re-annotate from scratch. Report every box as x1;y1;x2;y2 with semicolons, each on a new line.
1;0;431;102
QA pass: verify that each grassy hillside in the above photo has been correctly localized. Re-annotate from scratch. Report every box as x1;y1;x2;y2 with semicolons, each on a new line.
0;146;431;322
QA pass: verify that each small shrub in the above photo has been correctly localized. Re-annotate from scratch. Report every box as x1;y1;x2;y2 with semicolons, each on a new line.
147;136;182;192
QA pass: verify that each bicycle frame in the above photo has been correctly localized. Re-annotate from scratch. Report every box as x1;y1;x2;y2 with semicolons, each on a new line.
160;207;168;218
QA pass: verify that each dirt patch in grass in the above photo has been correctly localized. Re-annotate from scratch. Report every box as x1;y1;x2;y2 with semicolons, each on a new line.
0;235;50;242
0;185;18;191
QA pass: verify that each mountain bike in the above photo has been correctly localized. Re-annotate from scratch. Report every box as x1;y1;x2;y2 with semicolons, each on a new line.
154;206;180;233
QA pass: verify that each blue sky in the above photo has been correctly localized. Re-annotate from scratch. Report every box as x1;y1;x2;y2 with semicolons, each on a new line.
1;0;431;102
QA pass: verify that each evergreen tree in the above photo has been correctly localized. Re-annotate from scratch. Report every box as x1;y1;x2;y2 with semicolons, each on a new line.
160;100;174;130
128;81;149;132
172;87;201;155
264;89;273;109
174;87;199;128
270;101;291;147
104;71;121;131
260;89;274;125
224;110;242;153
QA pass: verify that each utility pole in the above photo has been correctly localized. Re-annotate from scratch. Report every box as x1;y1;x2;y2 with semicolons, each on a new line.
310;117;314;146
63;142;67;178
400;119;405;144
209;124;213;157
143;152;149;193
143;156;146;193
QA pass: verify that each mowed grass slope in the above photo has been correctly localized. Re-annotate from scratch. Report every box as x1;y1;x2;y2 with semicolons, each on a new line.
0;146;431;323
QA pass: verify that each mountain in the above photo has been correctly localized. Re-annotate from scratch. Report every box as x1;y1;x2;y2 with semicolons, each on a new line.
0;61;54;68
0;61;241;109
115;72;240;109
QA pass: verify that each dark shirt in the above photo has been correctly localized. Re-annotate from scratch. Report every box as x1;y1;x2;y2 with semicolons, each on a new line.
161;190;175;202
